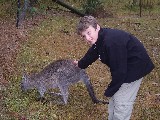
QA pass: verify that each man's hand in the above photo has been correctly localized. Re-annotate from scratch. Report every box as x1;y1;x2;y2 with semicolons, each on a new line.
73;60;78;67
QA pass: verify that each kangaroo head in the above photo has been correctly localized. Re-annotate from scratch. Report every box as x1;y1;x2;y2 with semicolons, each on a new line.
21;73;30;92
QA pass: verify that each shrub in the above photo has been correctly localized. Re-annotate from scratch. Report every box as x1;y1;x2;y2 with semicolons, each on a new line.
82;0;104;15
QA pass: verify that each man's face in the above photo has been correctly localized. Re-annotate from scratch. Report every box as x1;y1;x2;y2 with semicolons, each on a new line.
81;25;100;45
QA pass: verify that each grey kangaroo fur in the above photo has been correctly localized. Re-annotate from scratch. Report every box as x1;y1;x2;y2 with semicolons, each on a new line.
21;59;108;104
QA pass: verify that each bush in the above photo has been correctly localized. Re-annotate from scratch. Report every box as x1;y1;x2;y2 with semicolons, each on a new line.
82;0;104;15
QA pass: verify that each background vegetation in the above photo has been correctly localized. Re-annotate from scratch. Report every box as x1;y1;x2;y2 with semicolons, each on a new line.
0;0;160;119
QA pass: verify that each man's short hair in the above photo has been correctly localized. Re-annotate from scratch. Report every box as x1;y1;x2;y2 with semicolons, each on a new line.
77;16;97;35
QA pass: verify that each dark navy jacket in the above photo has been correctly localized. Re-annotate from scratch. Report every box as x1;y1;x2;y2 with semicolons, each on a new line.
78;28;154;97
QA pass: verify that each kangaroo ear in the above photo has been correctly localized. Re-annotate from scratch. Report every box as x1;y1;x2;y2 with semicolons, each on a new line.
22;72;28;82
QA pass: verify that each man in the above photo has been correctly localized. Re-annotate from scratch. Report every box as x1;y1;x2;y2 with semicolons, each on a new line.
74;16;154;120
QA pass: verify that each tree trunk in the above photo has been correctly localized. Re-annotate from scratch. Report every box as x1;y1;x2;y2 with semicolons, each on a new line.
52;0;85;17
139;0;142;17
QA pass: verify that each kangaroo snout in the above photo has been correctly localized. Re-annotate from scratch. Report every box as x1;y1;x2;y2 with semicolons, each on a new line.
21;81;26;92
21;74;29;92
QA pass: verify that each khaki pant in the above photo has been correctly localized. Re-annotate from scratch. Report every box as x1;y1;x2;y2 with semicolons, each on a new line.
108;78;143;120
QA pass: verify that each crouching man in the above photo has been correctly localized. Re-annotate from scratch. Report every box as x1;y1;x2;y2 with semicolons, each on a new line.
74;16;154;120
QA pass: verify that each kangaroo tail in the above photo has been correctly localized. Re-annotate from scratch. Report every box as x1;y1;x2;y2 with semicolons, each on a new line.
82;76;108;104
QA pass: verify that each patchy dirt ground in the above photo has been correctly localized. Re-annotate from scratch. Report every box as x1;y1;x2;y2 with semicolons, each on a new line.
0;15;48;118
0;15;44;91
0;20;23;86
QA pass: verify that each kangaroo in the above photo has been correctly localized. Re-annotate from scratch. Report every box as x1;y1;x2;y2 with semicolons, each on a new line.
21;59;108;104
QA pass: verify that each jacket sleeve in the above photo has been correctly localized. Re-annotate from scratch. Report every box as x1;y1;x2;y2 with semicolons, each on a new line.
104;44;128;97
78;46;99;69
